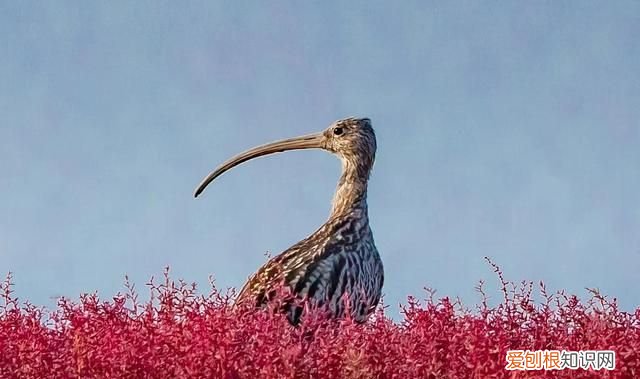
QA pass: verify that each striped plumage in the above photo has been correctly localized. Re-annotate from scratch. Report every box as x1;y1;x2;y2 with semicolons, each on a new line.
194;117;383;325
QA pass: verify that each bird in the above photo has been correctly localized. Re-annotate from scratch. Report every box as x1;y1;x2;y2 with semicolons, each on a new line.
194;117;383;325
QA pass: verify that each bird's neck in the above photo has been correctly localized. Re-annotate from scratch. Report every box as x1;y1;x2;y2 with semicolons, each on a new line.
329;158;370;218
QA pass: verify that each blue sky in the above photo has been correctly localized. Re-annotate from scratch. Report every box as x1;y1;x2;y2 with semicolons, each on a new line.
1;2;639;314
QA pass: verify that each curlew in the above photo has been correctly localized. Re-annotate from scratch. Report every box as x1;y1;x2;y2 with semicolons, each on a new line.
194;117;383;325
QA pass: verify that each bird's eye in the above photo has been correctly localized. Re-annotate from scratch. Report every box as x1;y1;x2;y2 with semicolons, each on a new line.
333;127;344;136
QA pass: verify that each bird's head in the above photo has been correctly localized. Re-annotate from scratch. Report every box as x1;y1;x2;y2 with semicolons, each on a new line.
194;117;376;198
323;117;376;164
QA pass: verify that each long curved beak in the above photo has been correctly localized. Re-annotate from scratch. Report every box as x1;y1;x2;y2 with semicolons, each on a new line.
194;132;325;198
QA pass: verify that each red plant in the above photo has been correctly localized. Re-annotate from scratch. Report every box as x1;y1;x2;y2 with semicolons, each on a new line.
1;260;638;379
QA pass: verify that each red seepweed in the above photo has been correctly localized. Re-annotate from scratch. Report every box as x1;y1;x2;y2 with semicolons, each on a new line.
1;262;638;379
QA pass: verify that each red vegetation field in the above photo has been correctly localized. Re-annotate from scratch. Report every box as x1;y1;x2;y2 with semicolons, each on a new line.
1;261;638;379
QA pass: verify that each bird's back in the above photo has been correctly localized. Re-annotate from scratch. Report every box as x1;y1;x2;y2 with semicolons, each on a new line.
236;212;384;324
